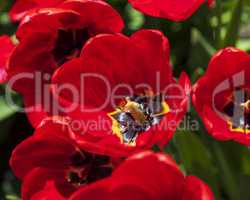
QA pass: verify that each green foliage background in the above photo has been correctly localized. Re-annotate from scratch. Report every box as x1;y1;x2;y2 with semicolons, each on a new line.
0;0;250;199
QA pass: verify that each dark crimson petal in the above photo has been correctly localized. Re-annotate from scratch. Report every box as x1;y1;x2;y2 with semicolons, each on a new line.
8;31;57;94
16;9;82;40
23;94;50;128
0;35;15;83
9;0;65;22
69;152;185;200
10;123;76;179
71;179;152;200
69;179;110;200
40;116;131;157
22;168;71;200
60;0;124;34
182;176;215;200
128;0;213;22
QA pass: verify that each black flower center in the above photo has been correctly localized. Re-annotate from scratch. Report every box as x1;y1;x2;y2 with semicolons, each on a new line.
67;151;112;186
223;89;250;133
52;28;89;66
109;93;169;145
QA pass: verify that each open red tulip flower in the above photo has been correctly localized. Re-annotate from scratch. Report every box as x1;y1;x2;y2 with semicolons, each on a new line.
70;151;215;200
128;0;214;22
52;29;191;155
193;47;250;146
6;0;123;127
0;35;15;83
10;116;124;200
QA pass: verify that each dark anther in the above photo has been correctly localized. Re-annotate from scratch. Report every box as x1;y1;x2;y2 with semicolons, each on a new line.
67;151;112;186
223;89;250;132
67;172;87;185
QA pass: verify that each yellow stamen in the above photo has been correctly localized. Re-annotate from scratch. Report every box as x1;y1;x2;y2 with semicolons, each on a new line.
241;100;250;112
228;122;250;134
108;98;170;146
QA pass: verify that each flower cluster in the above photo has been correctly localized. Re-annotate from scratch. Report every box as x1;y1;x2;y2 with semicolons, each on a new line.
2;0;250;199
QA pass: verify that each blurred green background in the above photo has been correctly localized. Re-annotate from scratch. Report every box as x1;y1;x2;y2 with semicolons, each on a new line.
0;0;250;199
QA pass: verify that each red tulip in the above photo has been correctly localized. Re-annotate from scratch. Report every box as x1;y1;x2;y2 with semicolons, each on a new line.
70;151;215;200
10;116;122;200
7;0;123;127
52;29;191;155
193;47;250;146
128;0;214;22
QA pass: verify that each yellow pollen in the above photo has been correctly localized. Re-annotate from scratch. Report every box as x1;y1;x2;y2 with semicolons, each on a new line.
241;100;250;112
229;122;250;134
108;97;170;146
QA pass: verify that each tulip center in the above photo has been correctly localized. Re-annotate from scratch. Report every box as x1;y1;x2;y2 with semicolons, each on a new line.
109;93;169;146
67;151;112;186
52;28;89;66
223;89;250;133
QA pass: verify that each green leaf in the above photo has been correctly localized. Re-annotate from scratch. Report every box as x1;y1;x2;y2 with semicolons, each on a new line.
126;5;145;31
223;0;244;47
5;195;20;200
174;131;221;198
191;28;216;57
0;96;17;121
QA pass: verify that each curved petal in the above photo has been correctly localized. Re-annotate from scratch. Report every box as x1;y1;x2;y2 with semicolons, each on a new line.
10;123;76;179
0;35;15;83
60;0;124;33
23;94;50;128
70;152;185;200
205;47;250;88
9;0;65;22
130;29;172;88
182;176;214;200
22;168;71;200
128;0;212;22
17;8;82;39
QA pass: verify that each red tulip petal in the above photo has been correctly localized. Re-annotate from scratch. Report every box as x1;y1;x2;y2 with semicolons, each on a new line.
10;127;76;179
60;0;124;33
130;29;172;88
128;0;212;21
70;152;185;200
9;0;65;22
182;176;215;200
0;35;15;83
22;168;70;200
